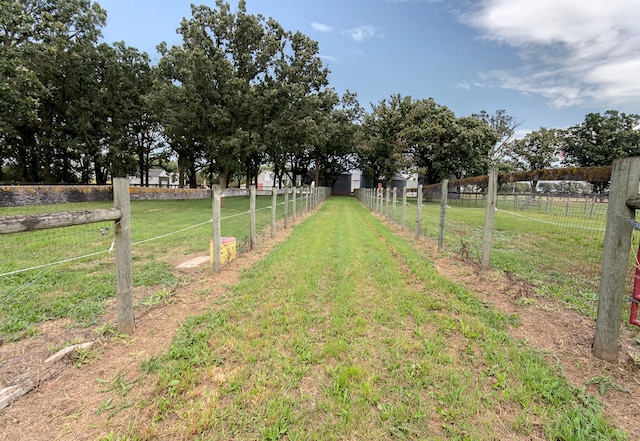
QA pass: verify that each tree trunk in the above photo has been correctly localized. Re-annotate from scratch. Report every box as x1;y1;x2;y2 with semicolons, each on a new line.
138;137;146;187
189;162;197;188
218;170;230;189
178;154;186;188
94;154;107;185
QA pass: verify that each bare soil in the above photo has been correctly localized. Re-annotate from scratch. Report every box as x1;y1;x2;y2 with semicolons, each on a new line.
1;209;640;440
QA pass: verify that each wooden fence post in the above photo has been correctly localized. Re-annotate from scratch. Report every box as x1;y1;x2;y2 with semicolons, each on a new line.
250;185;256;250
385;187;390;219
481;168;498;272
402;186;407;227
212;185;221;272
284;187;289;228
439;179;449;251
113;178;134;334
415;185;423;240
392;187;397;221
593;157;640;362
292;187;297;222
271;187;277;237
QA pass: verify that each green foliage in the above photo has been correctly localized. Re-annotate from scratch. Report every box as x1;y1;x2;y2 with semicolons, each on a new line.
357;94;413;186
473;109;522;165
1;1;359;188
562;110;640;168
357;95;499;186
0;195;289;341
0;0;162;184
507;127;562;191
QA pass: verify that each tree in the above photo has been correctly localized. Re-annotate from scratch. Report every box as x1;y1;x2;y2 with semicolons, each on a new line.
311;89;362;187
155;1;287;188
357;94;413;187
407;99;497;184
0;0;107;182
562;110;640;167
506;127;561;191
561;110;640;193
264;30;330;188
473;109;522;167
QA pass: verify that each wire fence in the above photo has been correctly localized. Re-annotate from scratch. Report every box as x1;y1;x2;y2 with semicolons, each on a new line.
356;178;636;320
0;186;327;342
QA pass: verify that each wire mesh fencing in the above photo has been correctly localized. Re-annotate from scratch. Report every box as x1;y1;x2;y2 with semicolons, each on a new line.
356;182;625;319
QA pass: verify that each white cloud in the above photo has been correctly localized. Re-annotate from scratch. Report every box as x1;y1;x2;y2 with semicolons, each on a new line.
311;22;334;33
459;0;640;107
319;54;338;63
343;25;381;42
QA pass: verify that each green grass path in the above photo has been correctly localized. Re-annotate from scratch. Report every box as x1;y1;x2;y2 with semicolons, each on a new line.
107;197;625;440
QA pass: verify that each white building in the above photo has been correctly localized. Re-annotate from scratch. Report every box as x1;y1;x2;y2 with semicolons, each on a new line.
129;168;174;187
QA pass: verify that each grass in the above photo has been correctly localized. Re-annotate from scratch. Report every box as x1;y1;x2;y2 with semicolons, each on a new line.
0;193;299;341
387;194;630;319
97;197;625;440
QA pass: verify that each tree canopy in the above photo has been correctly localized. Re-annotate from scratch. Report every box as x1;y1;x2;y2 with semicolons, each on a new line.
506;127;561;191
0;0;359;188
2;1;639;189
561;110;640;168
356;95;498;186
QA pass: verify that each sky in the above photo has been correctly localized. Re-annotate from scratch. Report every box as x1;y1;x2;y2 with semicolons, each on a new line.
97;0;640;135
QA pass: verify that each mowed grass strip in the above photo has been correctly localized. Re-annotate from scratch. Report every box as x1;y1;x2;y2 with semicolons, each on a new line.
103;197;625;440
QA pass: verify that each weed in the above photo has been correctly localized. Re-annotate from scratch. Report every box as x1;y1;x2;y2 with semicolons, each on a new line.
135;288;174;310
586;375;630;396
72;344;101;366
97;371;135;397
95;398;114;415
515;296;537;306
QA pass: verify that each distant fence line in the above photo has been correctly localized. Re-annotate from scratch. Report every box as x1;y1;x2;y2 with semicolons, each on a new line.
0;185;296;207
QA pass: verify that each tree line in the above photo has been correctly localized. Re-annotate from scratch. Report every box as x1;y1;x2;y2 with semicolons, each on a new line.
2;1;639;189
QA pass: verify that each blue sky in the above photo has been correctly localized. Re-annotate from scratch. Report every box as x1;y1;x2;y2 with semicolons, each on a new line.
97;0;640;135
